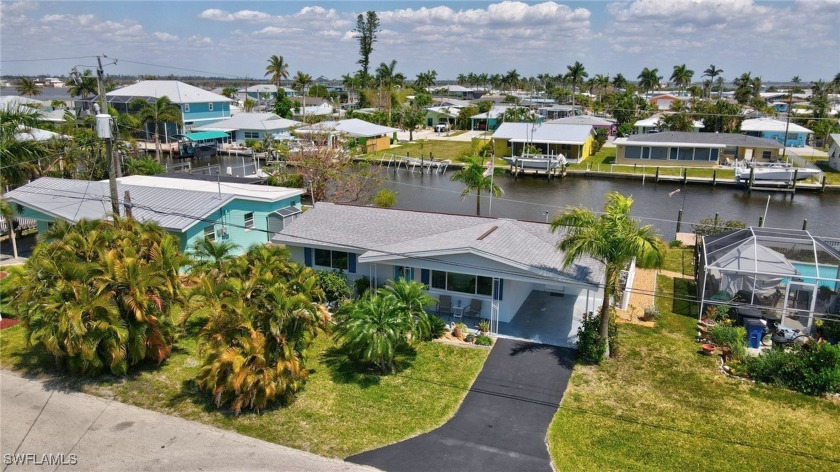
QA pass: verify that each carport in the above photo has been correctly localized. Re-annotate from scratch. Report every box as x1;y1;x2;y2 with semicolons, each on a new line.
498;288;597;348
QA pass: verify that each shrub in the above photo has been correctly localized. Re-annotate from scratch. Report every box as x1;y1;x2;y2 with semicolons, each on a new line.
428;315;447;339
372;189;397;208
316;269;352;305
353;276;371;298
477;319;490;334
475;335;493;346
668;239;684;248
124;157;165;176
709;325;747;360
816;318;840;343
692;217;747;237
746;342;840;395
643;306;661;321
577;312;606;363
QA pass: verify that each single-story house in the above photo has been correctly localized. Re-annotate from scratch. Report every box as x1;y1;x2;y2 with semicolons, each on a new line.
828;133;840;171
634;114;704;134
291;99;336;120
699;227;840;334
537;105;581;120
239;84;282;102
547;115;616;134
431;85;484;100
294;118;398;153
614;132;784;167
491;122;596;163
107;80;232;132
272;203;608;348
470;105;512;131
3;175;304;255
741;117;813;148
195;112;301;143
648;93;691;111
425;106;461;127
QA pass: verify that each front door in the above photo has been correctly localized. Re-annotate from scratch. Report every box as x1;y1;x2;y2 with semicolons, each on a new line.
782;282;816;332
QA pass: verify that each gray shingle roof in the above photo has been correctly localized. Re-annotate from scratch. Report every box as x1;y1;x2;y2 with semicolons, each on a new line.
624;131;783;148
4;177;233;232
272;203;604;286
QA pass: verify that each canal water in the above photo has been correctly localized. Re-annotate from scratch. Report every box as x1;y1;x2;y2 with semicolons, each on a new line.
376;168;839;239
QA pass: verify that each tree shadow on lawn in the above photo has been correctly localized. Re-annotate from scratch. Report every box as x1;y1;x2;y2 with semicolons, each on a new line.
320;343;418;389
664;277;699;318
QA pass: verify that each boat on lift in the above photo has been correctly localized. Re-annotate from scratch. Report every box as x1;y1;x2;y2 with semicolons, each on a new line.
502;153;567;171
735;164;821;183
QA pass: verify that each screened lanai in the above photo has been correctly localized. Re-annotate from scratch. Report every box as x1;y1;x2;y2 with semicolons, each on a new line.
699;228;840;333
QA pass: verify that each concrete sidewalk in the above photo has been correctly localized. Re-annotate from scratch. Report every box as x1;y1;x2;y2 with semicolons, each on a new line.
0;370;373;471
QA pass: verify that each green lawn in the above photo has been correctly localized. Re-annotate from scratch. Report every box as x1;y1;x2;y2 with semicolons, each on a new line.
660;246;695;276
801;155;840;185
568;148;737;180
547;274;840;471
365;139;476;161
0;322;488;458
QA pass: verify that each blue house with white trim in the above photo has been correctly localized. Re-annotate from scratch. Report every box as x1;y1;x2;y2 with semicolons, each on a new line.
741;117;813;148
272;204;610;348
107;80;233;132
4;176;304;256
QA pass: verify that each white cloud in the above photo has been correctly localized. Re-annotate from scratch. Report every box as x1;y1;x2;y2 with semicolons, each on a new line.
154;32;178;42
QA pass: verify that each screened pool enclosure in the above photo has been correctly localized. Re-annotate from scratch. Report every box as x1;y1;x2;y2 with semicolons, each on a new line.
699;228;840;333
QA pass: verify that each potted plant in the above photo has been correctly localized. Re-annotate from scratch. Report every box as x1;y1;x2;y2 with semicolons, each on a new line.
701;343;716;355
452;322;468;340
478;320;490;335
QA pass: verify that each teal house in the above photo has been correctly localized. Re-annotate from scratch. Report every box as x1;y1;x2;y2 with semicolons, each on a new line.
107;80;233;132
4;176;304;255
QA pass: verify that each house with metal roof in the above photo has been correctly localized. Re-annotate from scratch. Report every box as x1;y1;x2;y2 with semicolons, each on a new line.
425;105;461;128
470;105;513;131
106;80;232;131
4;176;304;256
537;105;581;120
633;114;704;134
272;203;608;347
547;115;616;132
431;84;484;100
295;118;398;153
195;112;301;143
491;122;596;163
614;132;784;167
741;117;813;148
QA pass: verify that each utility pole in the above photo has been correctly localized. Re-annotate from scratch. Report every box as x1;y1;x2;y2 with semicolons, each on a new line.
96;55;120;216
781;92;793;162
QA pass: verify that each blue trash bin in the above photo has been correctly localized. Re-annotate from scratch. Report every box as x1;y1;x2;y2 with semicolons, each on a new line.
743;319;765;349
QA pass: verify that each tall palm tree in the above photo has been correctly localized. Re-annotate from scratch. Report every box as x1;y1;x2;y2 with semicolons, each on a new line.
130;96;182;161
220;87;238;99
611;73;628;90
291;70;313;108
637;67;662;95
670;64;694;95
264;54;290;89
0;199;20;260
15;78;42;98
450;155;503;216
414;70;437;90
702;64;724;98
503;69;521;92
550;192;662;360
564;61;588;109
66;69;98;114
375;59;405;88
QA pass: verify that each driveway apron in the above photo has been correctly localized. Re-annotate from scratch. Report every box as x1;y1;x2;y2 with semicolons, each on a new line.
348;338;575;472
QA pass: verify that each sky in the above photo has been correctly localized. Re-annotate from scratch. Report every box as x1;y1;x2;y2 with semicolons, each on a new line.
1;1;838;82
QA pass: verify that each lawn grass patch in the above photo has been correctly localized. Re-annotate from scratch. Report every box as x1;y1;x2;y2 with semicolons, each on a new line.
548;275;840;471
661;246;695;276
0;322;488;458
365;139;474;160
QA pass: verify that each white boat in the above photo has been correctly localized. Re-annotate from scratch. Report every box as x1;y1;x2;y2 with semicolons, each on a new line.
503;154;566;171
735;165;821;182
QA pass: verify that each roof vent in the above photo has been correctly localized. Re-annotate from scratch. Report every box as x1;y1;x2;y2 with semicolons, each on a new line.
477;226;499;241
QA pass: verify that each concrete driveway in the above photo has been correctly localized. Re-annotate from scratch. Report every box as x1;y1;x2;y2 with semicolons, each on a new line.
0;370;371;471
348;339;575;472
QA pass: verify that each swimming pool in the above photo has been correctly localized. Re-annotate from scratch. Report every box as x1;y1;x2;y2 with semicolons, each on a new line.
792;263;840;288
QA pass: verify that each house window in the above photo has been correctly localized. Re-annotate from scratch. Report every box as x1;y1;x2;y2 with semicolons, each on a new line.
395;266;415;280
314;249;349;270
624;146;641;159
244;212;254;230
184;103;190;113
649;147;668;160
203;225;215;241
694;148;711;161
208;103;214;111
244;131;259;139
430;270;493;296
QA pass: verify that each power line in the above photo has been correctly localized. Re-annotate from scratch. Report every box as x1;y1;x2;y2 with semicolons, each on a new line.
0;56;97;63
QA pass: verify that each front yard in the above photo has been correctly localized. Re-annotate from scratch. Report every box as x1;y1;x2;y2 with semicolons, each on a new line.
567;148;737;180
547;274;840;470
0;321;488;458
365;139;475;161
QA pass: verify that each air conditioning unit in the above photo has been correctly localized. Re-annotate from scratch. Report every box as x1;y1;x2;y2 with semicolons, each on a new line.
215;226;228;238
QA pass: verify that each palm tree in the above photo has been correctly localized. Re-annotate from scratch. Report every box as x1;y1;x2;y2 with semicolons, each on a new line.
291;71;313;112
670;64;694;95
611;73;628;90
637;67;662;95
66;69;98;115
0;199;20;260
375;59;405;88
414;70;437;90
380;279;434;341
702;65;724;98
549;192;662;360
831;72;840;93
220;87;238;99
335;294;408;372
264;54;290;89
130;96;182;161
503;69;521;92
0;105;46;188
449;155;503;216
15;78;42;98
565;61;588;109
190;237;239;274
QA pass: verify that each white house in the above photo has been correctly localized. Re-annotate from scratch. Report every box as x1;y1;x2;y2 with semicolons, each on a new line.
634;114;704;134
195;112;301;143
272;204;608;348
828;133;840;171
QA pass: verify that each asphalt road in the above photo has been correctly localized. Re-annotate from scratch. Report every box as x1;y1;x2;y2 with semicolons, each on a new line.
348;339;575;472
0;370;373;472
